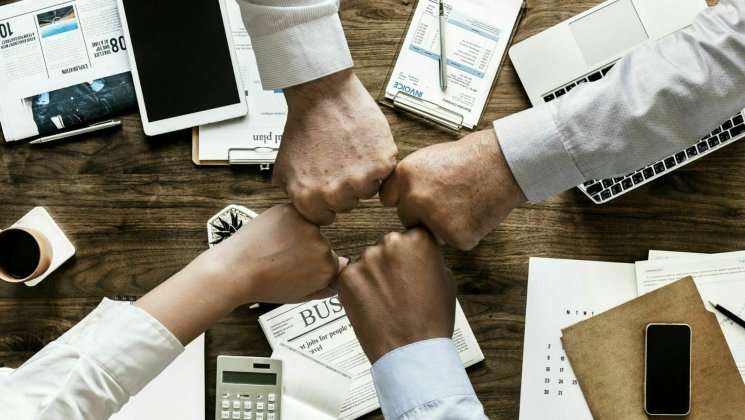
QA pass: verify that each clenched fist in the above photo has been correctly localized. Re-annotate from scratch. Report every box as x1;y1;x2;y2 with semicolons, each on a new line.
277;69;398;225
380;129;527;250
338;228;456;363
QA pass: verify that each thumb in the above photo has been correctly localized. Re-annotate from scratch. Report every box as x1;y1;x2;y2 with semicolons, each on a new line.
337;255;351;273
330;251;351;274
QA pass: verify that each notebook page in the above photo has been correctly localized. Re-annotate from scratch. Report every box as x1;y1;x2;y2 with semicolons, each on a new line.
272;342;352;419
519;257;637;419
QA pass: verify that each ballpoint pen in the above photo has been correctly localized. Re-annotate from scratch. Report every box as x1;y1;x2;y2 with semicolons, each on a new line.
29;120;122;145
439;0;448;90
709;301;745;330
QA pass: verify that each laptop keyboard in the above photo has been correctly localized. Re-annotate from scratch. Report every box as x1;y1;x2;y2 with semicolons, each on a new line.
543;62;745;204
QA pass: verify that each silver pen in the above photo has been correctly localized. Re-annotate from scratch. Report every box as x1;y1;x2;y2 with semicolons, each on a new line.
439;0;448;90
29;120;122;145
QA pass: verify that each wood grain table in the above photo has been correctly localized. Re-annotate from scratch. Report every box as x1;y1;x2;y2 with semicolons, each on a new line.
0;0;733;418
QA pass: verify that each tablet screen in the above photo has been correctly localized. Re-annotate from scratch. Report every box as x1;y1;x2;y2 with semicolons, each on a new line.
121;0;241;122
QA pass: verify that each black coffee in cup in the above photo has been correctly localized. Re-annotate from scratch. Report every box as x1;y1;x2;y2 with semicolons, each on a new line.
0;229;41;279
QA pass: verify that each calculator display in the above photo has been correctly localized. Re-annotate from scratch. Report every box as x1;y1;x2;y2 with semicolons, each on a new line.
223;371;277;386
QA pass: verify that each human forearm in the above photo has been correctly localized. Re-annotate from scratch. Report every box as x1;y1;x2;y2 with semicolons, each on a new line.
0;206;342;419
134;253;250;345
496;0;745;202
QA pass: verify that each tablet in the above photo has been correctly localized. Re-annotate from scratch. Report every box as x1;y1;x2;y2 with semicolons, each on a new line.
117;0;247;136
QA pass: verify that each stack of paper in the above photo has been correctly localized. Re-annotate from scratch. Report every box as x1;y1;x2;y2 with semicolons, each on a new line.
520;252;745;419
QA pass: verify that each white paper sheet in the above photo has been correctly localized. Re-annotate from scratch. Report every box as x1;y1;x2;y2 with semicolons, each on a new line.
111;334;204;420
519;257;638;420
636;252;745;382
384;0;522;128
271;342;352;420
198;0;287;161
648;250;711;260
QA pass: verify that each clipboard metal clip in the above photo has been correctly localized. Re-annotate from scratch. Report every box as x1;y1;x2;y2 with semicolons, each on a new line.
228;147;278;170
392;91;464;131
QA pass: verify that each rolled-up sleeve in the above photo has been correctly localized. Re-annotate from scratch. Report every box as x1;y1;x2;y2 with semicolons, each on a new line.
494;0;745;203
236;0;354;90
370;338;487;419
0;299;183;420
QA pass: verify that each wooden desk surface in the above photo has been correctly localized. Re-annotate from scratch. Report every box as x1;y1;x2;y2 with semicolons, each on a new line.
0;0;733;418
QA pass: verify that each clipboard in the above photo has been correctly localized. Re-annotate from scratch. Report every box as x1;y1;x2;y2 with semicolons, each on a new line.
192;127;277;169
378;0;525;131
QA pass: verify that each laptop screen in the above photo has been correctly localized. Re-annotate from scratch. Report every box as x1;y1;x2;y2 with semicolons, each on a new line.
569;0;649;66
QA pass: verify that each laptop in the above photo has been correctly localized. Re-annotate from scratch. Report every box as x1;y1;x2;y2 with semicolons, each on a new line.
509;0;745;204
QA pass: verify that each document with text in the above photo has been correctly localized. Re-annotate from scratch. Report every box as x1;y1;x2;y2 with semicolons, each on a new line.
636;251;745;383
519;257;638;420
384;0;522;129
259;296;484;420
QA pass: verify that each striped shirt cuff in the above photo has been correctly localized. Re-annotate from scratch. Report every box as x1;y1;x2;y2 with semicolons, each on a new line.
493;105;587;203
243;13;353;90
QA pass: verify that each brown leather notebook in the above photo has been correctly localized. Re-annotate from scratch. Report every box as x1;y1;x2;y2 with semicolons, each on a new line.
561;276;745;419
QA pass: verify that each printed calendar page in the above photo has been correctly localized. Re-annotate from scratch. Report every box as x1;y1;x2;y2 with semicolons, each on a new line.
520;258;638;419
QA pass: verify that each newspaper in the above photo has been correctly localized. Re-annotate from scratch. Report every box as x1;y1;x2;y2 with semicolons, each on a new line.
259;296;484;419
0;0;135;141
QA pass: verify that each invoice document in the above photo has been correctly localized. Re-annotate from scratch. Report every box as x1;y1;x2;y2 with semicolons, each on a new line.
636;251;745;383
384;0;522;128
520;257;637;419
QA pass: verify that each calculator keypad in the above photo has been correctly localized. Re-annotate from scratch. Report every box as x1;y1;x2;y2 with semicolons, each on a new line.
220;393;277;420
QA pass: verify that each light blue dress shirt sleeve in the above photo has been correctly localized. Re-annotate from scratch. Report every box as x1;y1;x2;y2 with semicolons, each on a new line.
370;338;487;419
494;0;745;202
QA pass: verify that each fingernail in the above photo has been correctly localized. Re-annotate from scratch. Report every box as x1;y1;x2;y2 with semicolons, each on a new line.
342;256;352;265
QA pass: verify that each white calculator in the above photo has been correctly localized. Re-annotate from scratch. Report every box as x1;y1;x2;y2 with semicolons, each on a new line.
216;356;282;420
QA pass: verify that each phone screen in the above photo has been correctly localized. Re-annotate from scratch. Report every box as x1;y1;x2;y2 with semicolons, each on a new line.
120;0;240;122
645;324;691;415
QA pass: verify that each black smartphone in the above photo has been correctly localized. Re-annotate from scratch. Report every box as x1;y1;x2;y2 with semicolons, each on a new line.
644;323;692;415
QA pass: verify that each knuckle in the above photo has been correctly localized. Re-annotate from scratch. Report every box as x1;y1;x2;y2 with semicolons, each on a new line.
407;227;430;243
382;232;404;247
396;160;413;179
451;234;478;251
361;245;381;262
289;186;312;207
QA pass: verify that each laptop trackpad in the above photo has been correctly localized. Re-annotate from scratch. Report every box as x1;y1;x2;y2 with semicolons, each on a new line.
569;0;649;66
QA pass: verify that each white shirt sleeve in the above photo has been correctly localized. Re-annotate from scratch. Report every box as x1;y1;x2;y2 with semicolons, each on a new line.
0;299;183;420
236;0;354;90
493;0;745;202
370;338;487;419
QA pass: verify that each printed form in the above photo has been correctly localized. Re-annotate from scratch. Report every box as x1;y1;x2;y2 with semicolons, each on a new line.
636;251;745;383
384;0;522;128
